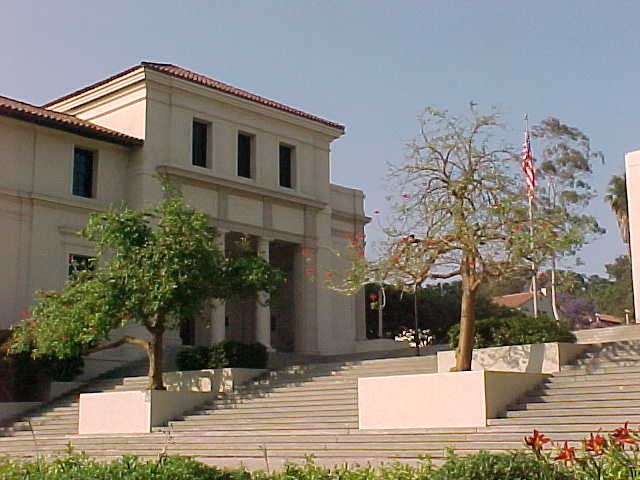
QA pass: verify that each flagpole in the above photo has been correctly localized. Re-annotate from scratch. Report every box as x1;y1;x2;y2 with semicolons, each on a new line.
524;114;539;318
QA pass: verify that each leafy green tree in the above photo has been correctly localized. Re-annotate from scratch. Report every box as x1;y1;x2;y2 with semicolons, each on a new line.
9;183;284;389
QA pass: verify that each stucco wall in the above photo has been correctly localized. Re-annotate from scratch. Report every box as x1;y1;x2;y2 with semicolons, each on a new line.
0;117;130;329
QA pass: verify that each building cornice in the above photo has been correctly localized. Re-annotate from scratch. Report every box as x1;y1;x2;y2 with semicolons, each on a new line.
156;165;328;211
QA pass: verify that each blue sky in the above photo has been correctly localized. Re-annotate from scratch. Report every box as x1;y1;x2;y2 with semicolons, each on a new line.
2;0;636;275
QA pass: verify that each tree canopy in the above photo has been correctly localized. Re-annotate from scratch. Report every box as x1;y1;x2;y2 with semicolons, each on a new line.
10;182;284;389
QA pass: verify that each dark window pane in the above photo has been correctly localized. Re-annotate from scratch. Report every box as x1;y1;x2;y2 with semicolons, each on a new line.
279;144;293;188
237;133;252;178
68;254;94;277
192;121;208;167
72;148;94;198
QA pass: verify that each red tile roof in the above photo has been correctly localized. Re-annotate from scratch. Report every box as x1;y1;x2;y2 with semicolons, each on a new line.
0;95;143;147
491;292;534;309
43;62;345;132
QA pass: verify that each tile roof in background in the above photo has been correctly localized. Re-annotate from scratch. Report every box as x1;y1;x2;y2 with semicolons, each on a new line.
43;62;345;132
491;292;534;309
0;96;143;147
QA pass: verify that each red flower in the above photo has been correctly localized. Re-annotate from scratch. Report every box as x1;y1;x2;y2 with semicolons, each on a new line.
524;430;550;452
554;441;576;464
350;241;359;247
304;268;315;275
611;422;636;448
344;233;354;239
512;225;522;231
20;309;28;317
325;272;334;279
538;272;546;278
300;249;311;255
390;256;400;263
584;433;605;456
355;234;365;239
368;293;378;301
357;250;365;257
372;210;381;215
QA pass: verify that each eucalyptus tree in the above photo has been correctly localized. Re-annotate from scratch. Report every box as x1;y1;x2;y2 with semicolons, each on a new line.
530;118;604;320
10;183;284;389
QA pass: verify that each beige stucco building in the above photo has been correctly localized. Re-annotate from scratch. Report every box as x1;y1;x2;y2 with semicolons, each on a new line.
0;62;369;355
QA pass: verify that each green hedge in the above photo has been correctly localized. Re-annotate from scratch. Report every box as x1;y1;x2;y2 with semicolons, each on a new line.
448;313;575;350
176;341;268;371
0;450;585;480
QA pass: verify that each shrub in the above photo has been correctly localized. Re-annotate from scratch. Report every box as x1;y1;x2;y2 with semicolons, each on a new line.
448;313;575;349
2;424;640;480
176;346;212;371
432;451;571;480
176;341;268;371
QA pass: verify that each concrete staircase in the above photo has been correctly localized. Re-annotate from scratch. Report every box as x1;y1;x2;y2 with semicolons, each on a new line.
1;341;639;469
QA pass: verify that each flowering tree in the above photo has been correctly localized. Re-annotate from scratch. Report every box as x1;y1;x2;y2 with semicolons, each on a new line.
9;183;284;389
328;104;589;371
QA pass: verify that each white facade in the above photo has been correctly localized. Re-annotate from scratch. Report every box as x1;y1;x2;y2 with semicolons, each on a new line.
0;63;368;355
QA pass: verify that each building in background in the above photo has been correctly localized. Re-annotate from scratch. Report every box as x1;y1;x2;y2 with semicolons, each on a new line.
0;62;371;355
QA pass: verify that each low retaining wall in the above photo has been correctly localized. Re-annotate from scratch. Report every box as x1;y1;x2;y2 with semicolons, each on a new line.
161;368;266;393
358;370;548;430
437;342;585;374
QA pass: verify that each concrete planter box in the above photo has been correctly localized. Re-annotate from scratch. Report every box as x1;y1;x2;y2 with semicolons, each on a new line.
79;390;215;434
79;368;265;434
358;370;548;430
436;342;585;374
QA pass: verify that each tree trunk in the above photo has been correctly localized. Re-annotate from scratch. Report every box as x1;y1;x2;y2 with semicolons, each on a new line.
146;325;166;390
454;272;477;371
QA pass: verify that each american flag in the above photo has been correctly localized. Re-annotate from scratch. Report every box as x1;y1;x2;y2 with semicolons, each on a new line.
521;130;535;198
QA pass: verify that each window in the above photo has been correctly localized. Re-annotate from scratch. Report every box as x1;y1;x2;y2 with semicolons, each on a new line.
237;133;253;178
279;144;294;188
72;148;94;198
192;120;208;167
68;254;94;277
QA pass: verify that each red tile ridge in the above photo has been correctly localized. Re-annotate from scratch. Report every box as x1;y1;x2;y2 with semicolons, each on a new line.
42;62;345;132
0;95;143;147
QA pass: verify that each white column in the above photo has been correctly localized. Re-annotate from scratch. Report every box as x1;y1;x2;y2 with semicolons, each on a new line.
256;237;273;350
625;152;640;323
210;229;227;342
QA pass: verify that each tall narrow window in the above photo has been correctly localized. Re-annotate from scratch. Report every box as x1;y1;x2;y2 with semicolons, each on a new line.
192;120;208;167
279;144;294;188
237;133;253;178
72;148;94;198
